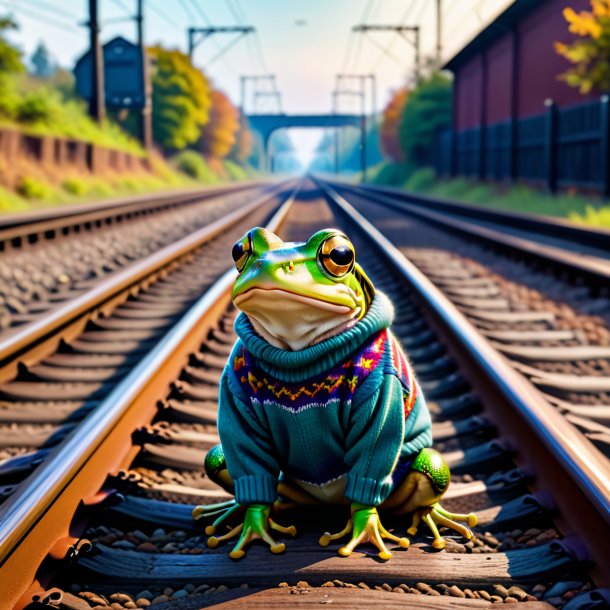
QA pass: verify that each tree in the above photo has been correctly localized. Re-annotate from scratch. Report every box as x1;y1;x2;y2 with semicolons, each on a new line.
148;45;211;150
398;72;452;167
200;89;239;159
555;0;610;93
0;16;23;73
380;87;409;162
30;41;55;78
230;115;254;163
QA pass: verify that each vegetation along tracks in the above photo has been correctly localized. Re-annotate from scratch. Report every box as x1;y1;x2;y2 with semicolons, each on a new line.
1;181;607;609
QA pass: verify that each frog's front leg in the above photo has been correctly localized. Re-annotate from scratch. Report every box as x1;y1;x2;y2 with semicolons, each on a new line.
193;444;298;558
319;503;410;561
383;448;477;549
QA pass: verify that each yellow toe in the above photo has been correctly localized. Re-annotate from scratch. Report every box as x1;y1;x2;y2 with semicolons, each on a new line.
229;549;245;560
205;525;216;536
207;537;219;549
319;533;332;547
432;538;446;550
338;546;352;557
270;543;286;554
398;537;410;549
378;549;392;560
467;514;478;527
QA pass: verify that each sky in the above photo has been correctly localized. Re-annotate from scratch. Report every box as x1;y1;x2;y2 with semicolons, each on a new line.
4;0;514;165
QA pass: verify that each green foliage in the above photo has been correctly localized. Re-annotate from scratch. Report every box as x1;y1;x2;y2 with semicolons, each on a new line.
16;176;53;199
385;167;607;226
570;204;610;226
368;162;415;186
223;159;249;181
398;73;452;167
62;177;88;196
404;167;436;192
149;46;212;150
172;150;218;183
0;17;24;74
16;88;56;123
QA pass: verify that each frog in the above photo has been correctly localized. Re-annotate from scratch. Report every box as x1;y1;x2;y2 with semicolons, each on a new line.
192;227;477;560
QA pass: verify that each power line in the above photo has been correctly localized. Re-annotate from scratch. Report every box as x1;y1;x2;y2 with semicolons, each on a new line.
0;0;81;34
20;0;75;21
178;0;197;22
109;0;132;16
148;0;181;31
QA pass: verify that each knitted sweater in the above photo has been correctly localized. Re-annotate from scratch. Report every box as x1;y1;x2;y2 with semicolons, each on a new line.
217;292;432;506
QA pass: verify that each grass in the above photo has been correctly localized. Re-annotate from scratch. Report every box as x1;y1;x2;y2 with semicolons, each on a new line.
366;164;610;228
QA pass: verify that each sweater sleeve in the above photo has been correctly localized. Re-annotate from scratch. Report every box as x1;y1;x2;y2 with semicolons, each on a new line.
343;370;406;506
217;359;280;505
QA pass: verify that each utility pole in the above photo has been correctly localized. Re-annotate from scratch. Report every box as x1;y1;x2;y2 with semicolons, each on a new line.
352;24;421;82
188;26;254;60
88;0;105;121
136;0;152;150
436;0;443;66
337;74;377;117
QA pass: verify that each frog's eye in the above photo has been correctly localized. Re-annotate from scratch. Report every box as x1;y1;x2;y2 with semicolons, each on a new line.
232;235;251;272
318;234;355;278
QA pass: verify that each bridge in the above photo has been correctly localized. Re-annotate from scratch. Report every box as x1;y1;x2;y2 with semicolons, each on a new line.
246;113;365;171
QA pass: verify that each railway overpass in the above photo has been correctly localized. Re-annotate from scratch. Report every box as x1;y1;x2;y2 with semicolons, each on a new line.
247;113;365;172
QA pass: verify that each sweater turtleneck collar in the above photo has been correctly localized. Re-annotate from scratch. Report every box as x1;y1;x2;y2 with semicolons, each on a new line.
233;292;394;381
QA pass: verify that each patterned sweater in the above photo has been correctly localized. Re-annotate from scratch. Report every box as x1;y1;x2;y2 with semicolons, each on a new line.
217;292;432;507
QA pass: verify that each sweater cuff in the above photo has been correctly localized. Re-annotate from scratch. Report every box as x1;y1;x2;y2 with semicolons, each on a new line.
346;474;393;506
234;475;278;505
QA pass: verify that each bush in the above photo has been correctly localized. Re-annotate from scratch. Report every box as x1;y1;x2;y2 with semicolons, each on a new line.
16;89;57;123
172;150;218;183
368;162;414;186
404;167;436;192
223;159;248;181
16;176;52;199
62;177;88;196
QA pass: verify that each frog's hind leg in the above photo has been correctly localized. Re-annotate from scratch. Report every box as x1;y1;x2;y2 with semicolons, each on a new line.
386;448;477;550
192;444;245;534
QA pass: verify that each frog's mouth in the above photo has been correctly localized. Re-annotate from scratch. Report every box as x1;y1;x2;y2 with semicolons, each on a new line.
234;287;361;351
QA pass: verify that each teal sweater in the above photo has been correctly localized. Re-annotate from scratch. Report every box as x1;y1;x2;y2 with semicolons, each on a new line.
217;292;432;506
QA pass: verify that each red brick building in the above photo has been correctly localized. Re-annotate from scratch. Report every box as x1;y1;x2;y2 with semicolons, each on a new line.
439;0;609;195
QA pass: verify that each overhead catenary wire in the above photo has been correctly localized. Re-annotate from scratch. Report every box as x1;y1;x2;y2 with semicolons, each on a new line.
0;0;81;35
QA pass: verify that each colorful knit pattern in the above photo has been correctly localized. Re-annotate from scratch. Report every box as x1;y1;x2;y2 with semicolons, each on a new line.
388;331;418;417
234;329;416;416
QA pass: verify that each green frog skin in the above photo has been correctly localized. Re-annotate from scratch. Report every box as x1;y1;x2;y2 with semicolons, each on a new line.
193;227;477;560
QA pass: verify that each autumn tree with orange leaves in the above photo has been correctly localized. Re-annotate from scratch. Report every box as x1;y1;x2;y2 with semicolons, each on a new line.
555;0;610;93
200;89;240;159
380;87;409;161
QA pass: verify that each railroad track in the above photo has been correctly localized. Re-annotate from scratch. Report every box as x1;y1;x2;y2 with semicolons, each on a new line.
1;181;607;609
0;181;278;334
319;178;610;461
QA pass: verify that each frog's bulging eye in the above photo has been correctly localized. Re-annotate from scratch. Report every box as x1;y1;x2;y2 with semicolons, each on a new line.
318;234;355;277
232;236;251;272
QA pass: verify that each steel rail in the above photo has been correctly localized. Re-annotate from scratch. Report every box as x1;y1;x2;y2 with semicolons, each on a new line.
0;181;294;378
325;179;610;286
0;180;273;247
0;182;298;609
318;180;610;584
334;179;610;251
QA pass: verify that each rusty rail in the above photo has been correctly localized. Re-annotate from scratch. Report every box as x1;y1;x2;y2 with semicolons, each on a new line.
0;185;297;608
318;179;610;585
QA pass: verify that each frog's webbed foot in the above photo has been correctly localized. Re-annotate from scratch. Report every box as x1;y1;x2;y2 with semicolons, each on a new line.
319;504;409;561
207;504;297;559
385;449;478;550
192;500;245;535
408;503;478;550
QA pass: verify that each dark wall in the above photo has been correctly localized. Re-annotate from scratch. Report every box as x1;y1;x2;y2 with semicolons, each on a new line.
452;0;597;132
